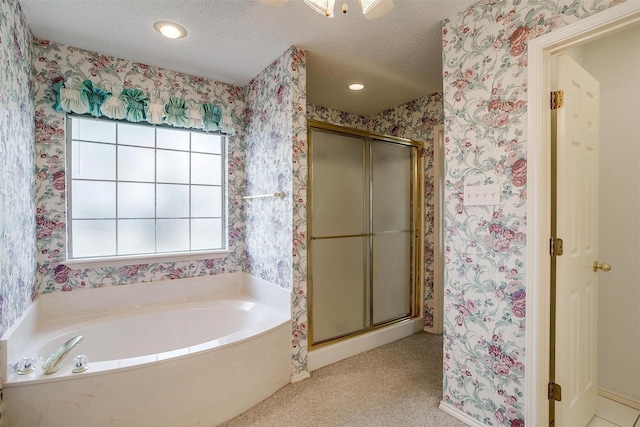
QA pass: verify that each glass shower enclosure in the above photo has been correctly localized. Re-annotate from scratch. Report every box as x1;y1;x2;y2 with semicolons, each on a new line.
308;121;422;347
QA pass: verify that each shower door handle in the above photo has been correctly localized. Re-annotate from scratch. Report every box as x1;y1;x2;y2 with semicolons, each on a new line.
311;233;376;240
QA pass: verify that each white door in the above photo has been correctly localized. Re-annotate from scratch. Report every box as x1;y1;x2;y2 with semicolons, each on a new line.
554;53;600;427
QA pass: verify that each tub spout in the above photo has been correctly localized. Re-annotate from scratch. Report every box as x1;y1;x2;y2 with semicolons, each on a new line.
42;335;84;374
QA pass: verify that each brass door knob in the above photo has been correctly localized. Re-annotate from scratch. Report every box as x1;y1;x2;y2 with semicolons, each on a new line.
593;261;612;272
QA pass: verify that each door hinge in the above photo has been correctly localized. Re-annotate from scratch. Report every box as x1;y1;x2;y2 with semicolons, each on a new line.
550;90;564;110
550;237;563;256
548;382;562;401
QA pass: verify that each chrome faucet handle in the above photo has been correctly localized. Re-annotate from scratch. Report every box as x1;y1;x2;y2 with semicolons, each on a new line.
42;335;84;374
13;356;36;375
72;354;89;373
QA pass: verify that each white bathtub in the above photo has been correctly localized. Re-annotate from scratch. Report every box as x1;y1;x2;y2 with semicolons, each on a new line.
1;272;292;426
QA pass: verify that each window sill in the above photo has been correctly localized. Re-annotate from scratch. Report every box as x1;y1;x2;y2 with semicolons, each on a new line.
62;250;232;270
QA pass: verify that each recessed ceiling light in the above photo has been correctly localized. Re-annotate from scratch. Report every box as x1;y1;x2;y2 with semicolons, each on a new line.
349;83;365;91
153;21;187;39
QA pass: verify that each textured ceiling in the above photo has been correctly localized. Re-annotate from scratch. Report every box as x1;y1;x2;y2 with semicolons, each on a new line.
19;0;475;116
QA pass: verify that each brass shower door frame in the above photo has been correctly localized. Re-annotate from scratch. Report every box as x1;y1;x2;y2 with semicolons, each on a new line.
307;119;424;349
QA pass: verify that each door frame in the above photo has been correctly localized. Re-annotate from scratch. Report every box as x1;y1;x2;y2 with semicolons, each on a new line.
525;2;640;425
428;124;445;334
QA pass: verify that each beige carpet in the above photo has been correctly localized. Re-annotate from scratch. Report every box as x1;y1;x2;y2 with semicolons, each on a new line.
219;332;467;427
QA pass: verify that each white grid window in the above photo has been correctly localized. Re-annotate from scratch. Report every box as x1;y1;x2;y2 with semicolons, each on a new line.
67;116;227;259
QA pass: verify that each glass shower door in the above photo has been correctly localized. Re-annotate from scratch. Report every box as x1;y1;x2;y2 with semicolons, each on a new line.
310;130;370;343
309;124;419;347
371;140;413;324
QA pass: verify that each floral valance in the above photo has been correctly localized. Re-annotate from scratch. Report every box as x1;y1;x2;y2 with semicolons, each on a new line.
52;77;235;135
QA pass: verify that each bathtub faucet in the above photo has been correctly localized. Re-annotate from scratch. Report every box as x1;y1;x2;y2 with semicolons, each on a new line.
42;335;84;374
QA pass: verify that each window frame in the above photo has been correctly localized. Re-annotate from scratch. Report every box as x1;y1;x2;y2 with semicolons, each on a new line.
63;114;230;268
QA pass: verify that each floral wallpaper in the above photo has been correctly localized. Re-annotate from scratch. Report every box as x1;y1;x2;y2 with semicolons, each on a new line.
307;104;372;130
0;0;36;338
243;46;309;377
244;48;295;287
290;50;309;379
308;93;444;330
32;39;247;294
441;0;626;425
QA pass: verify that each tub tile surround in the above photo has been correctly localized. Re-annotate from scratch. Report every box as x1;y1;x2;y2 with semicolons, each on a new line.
441;0;627;425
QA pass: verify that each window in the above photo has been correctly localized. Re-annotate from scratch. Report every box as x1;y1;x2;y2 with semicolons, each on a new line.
67;115;226;260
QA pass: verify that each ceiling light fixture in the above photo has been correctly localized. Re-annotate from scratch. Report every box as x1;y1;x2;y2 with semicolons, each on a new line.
349;83;365;91
304;0;383;18
153;21;187;39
